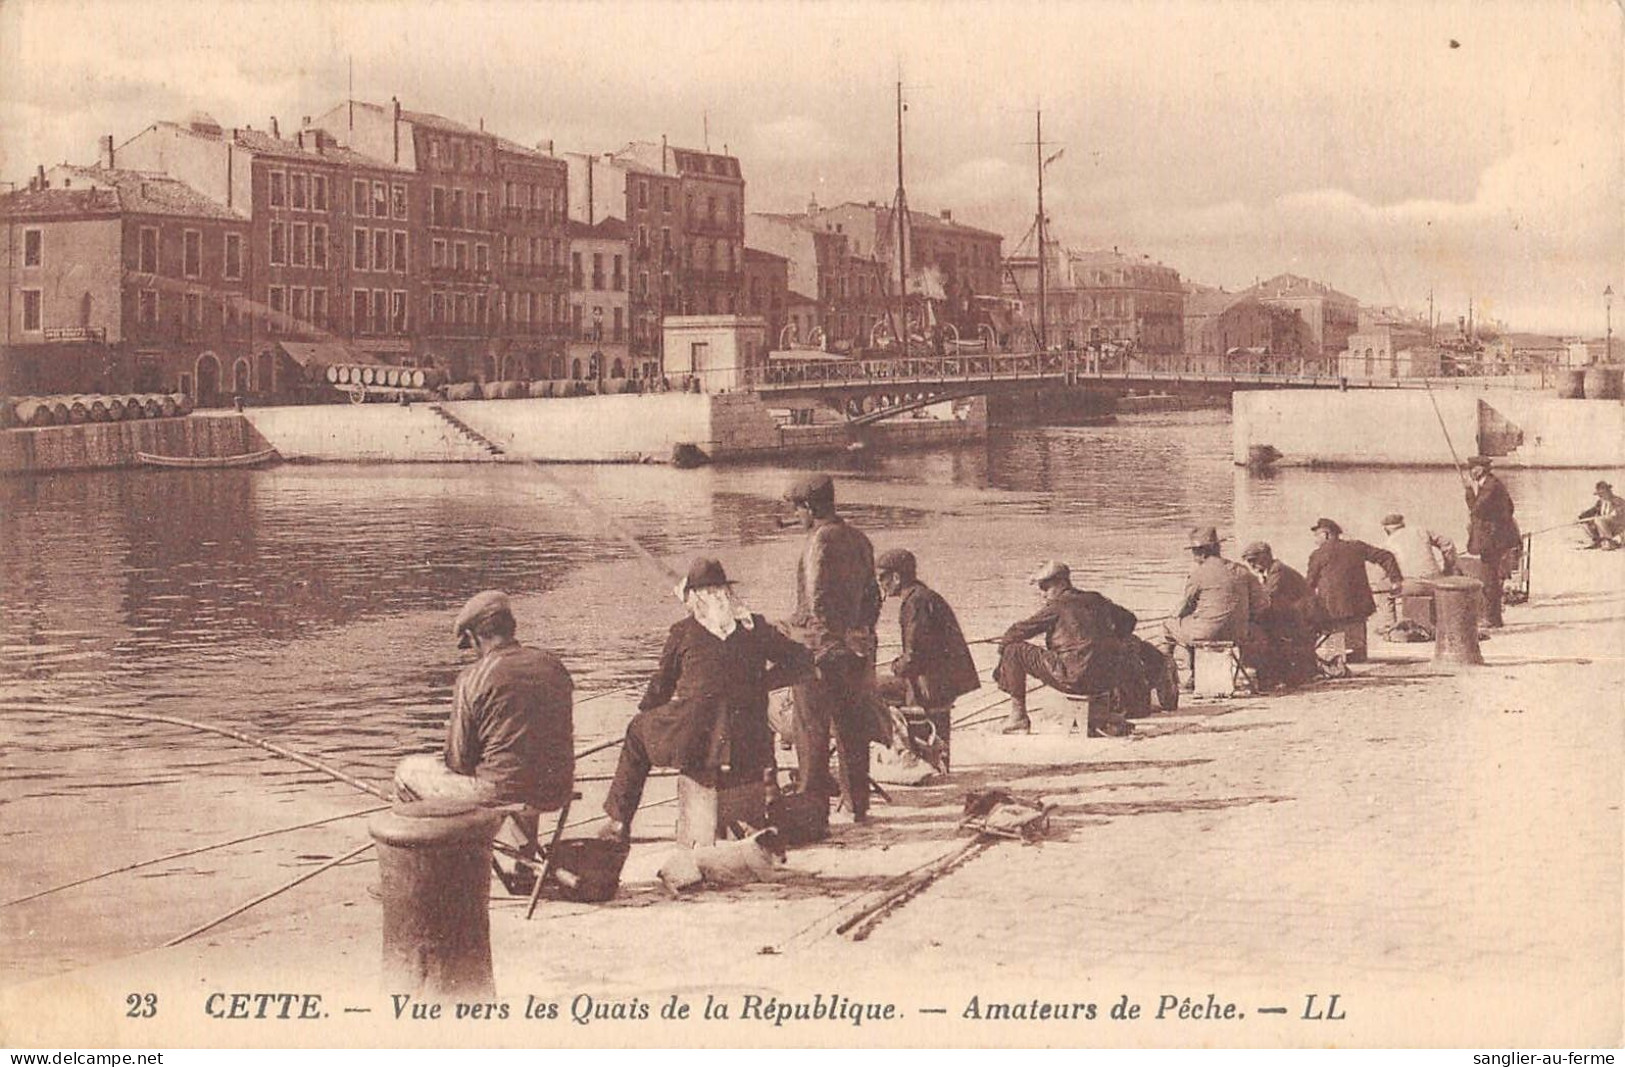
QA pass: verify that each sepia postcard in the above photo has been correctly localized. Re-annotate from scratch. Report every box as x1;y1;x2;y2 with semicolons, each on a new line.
0;0;1621;1051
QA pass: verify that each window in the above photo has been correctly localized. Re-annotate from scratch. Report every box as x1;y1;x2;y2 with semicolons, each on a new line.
21;289;41;331
139;290;157;325
391;184;407;220
639;271;649;298
224;232;243;279
592;252;604;290
451;189;466;227
311;175;328;212
431;291;444;324
373;229;389;272
270;223;287;265
661;186;671;212
182;230;202;277
269;171;286;207
224;300;238;331
475;243;489;273
572;304;582;334
372;182;387;219
291;287;307;323
432;239;446;268
613;254;624;290
613;306;624;341
392;290;407;333
139;227;158;273
311;288;327;328
393;231;407;273
455;294;468;325
291;222;308;266
475;293;487;326
638;180;648;208
475;191;488;226
431;187;445;226
637;224;648;250
268;286;285;333
311;224;328;269
572;251;582;288
454;242;468;271
23;229;41;266
184;292;201;331
352;290;369;334
353;229;369;270
291;173;307;210
372;289;387;334
354;180;369;217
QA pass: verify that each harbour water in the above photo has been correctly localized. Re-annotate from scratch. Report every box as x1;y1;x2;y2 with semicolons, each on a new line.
0;410;1607;980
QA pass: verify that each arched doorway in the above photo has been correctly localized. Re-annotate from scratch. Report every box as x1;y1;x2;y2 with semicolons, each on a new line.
550;355;565;379
610;359;625;379
195;353;222;407
257;351;275;395
571;358;583;380
232;358;252;396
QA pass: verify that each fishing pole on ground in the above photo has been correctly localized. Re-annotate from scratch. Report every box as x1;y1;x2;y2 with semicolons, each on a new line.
164;839;377;948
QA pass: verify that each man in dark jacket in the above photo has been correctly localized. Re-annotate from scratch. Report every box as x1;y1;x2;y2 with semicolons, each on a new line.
1241;541;1317;688
784;473;883;823
1305;518;1403;661
993;560;1137;737
601;558;812;840
1465;456;1520;626
874;548;981;710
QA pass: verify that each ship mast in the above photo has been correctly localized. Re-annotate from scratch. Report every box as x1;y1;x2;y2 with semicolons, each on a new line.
1036;108;1048;352
893;80;909;358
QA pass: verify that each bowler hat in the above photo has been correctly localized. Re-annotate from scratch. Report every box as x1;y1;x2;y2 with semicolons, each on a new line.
1597;481;1613;493
1186;525;1222;550
1467;455;1493;470
1381;513;1405;528
677;557;736;599
1310;517;1343;536
876;548;917;579
1027;559;1070;586
454;590;512;648
1240;541;1273;561
783;472;835;506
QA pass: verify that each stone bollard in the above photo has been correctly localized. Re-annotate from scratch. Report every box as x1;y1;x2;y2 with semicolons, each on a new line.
369;798;503;998
1425;576;1486;667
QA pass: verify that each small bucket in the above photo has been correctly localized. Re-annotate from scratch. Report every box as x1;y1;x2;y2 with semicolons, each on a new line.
767;790;828;846
548;838;629;903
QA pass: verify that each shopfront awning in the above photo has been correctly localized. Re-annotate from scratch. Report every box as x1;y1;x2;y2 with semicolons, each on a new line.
276;341;387;368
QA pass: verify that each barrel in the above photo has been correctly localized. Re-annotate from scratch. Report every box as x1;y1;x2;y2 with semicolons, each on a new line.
104;396;128;421
139;395;164;419
173;393;194;416
119;395;145;420
74;395;111;422
324;365;341;384
1556;368;1586;398
444;381;480;402
1584;365;1622;400
61;396;90;423
526;380;550;399
14;398;55;427
0;399;13;430
408;369;428;389
155;394;178;418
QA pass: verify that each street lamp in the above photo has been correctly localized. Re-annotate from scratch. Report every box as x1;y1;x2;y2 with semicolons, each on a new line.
1606;285;1614;365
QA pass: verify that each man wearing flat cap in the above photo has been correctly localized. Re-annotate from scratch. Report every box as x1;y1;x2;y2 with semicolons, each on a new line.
993;560;1138;736
873;549;980;768
600;558;812;841
1306;518;1402;661
395;590;575;894
1463;456;1520;627
1240;542;1316;689
1375;513;1457;633
1161;526;1268;687
1578;480;1623;550
783;473;884;823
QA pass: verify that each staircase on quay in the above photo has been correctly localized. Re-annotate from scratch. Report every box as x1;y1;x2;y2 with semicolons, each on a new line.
429;404;506;457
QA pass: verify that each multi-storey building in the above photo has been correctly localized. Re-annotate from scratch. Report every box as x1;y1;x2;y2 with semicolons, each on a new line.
113;111;419;389
743;248;789;349
610;142;745;318
1000;244;1184;354
745;212;889;352
1183;285;1311;361
1;165;250;402
564;151;680;376
566;217;634;382
1243;272;1360;358
494;137;570;379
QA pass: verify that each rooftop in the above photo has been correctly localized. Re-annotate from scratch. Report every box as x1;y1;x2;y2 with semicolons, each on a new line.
567;216;630;241
0;186;120;220
45;165;247;220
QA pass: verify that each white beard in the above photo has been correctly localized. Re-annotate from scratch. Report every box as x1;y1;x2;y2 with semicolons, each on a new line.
684;585;755;640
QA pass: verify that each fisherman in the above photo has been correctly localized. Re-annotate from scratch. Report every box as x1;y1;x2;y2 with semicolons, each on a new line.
1463;456;1520;627
1578;480;1624;550
1160;526;1268;689
783;473;884;825
1239;541;1317;689
599;558;812;842
394;590;574;895
1305;518;1403;660
1376;513;1458;632
873;549;981;767
993;561;1137;737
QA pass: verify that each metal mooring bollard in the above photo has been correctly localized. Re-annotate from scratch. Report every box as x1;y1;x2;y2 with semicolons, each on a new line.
369;798;503;998
1426;576;1486;667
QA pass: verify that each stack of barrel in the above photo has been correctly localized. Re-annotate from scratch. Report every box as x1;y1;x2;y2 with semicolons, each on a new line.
2;393;193;428
323;365;444;390
1557;364;1624;400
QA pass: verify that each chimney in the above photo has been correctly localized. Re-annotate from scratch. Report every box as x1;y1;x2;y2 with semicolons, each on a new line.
270;116;280;139
98;135;115;169
392;96;401;165
661;134;668;173
36;164;46;190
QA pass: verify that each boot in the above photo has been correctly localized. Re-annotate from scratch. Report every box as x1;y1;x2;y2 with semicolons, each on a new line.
1000;702;1032;733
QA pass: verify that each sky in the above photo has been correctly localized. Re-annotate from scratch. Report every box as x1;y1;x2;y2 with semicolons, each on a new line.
1;0;1620;333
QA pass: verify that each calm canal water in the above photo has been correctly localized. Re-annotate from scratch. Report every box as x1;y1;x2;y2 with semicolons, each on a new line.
0;410;1597;842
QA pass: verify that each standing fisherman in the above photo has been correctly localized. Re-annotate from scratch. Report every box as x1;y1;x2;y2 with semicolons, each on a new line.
1305;518;1403;661
1464;456;1520;627
394;590;574;895
783;474;884;825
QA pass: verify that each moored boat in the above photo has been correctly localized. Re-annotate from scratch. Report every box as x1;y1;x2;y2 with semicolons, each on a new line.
136;448;280;469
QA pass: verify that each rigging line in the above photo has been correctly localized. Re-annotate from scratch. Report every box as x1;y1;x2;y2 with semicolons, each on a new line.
2;803;390;910
163;839;375;948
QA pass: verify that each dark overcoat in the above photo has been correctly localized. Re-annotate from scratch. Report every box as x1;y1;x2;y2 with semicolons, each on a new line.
890;581;982;707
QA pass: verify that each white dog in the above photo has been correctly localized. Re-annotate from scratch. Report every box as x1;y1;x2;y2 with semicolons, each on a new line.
658;828;787;892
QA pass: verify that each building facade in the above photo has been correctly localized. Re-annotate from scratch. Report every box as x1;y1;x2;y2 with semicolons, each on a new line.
566;217;634;382
1000;245;1184;354
745;211;890;352
743;248;789;350
612;142;745;318
493;137;570;380
1245;273;1360;358
1183;286;1312;359
1339;324;1441;379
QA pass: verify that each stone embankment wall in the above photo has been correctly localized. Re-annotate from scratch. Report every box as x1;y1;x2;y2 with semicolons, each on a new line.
0;414;260;475
1233;388;1624;469
245;403;503;463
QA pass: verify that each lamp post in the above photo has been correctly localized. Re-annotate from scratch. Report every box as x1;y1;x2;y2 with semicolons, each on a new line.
1606;285;1614;365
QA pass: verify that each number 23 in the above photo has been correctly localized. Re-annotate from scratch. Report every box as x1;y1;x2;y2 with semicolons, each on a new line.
125;993;157;1018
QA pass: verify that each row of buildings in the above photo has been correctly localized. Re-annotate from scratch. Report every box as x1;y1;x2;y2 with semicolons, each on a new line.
4;94;1422;404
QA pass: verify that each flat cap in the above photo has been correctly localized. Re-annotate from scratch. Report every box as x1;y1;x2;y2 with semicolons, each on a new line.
1310;517;1343;536
1240;541;1273;561
1381;513;1405;527
876;548;917;577
1027;559;1070;585
783;472;835;505
454;590;512;643
1466;455;1493;470
1596;481;1613;493
1186;525;1222;550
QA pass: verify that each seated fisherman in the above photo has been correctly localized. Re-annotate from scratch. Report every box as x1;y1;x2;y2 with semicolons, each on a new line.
600;558;812;842
395;590;575;895
1161;526;1268;689
1239;541;1318;689
873;548;981;767
993;560;1137;737
1376;513;1457;632
1579;481;1624;550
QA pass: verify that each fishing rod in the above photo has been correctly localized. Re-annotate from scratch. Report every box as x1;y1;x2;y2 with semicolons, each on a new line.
1422;377;1470;488
164;839;375;948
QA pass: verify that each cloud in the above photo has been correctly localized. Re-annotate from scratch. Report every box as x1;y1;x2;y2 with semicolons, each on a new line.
745;115;840;163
